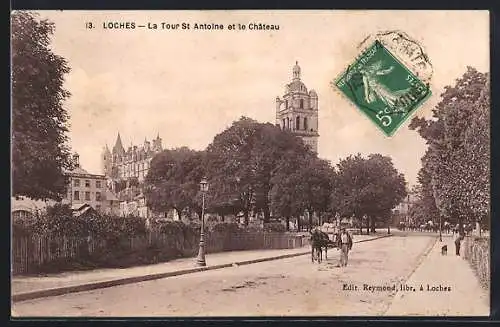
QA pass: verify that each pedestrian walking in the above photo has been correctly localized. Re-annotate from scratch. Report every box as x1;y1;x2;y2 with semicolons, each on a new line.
338;227;353;267
454;230;464;256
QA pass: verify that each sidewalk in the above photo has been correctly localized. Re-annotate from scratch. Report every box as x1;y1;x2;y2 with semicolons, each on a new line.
12;233;387;302
384;235;489;316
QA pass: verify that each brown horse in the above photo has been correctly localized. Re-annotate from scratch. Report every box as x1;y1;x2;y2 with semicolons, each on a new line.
311;230;335;263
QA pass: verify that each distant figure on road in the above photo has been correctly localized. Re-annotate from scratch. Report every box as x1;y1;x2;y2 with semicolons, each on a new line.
337;227;353;267
454;231;464;256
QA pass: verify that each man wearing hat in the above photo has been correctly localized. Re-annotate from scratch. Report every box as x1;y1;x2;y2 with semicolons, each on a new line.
338;227;353;267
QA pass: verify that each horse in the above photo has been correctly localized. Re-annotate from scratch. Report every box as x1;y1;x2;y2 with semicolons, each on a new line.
443;222;451;234
310;230;334;264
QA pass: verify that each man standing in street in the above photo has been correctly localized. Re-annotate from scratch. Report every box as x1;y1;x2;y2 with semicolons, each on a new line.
454;230;464;256
338;227;353;267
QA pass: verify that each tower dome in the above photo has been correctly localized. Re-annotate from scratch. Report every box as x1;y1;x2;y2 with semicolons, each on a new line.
309;89;318;98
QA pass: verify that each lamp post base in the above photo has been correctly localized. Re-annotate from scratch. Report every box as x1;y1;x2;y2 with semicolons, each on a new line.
196;239;206;267
196;250;206;266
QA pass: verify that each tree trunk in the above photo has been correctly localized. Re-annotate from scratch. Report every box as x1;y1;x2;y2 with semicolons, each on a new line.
297;217;301;232
387;223;391;235
457;215;464;235
366;217;370;235
286;217;290;231
244;210;249;226
175;208;183;221
263;206;271;224
318;212;322;227
221;214;225;222
370;216;376;233
308;210;313;231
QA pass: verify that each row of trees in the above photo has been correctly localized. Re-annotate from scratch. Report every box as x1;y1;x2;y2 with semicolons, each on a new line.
144;117;407;232
409;67;490;233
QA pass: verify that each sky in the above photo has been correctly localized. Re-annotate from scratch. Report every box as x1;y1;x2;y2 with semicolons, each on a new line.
31;10;489;186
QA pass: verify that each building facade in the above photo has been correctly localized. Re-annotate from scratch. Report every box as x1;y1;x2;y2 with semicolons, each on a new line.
276;62;319;153
11;196;56;221
102;133;163;183
62;154;119;215
392;191;418;226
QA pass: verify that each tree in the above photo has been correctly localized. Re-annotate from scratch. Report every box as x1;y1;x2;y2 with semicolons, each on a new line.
205;117;260;225
205;117;312;225
336;153;407;234
270;156;335;231
144;147;205;221
407;170;439;227
11;11;72;201
409;67;489;233
248;123;313;223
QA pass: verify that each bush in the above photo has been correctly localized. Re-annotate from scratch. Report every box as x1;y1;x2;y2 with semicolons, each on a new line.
242;224;263;233
263;222;286;233
208;222;241;233
150;220;196;235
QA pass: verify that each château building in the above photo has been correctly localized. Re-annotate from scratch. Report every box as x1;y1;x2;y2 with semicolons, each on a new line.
102;133;163;183
275;61;319;153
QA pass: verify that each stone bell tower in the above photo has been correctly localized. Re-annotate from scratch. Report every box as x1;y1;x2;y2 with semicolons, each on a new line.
275;61;319;153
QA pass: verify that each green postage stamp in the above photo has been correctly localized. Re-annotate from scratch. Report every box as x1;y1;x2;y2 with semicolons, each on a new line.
334;40;431;136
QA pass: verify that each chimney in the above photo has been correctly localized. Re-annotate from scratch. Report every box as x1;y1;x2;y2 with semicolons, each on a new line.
73;153;80;168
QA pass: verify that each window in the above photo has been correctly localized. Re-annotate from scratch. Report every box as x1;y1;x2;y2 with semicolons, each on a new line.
304;117;308;130
85;180;91;188
96;180;101;188
13;210;33;221
73;179;80;187
74;191;80;200
296;116;300;130
85;191;91;201
300;99;304;109
96;191;102;201
282;119;285;129
285;100;288;108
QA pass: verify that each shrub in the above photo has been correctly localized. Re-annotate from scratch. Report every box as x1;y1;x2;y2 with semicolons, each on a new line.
263;222;286;233
208;222;241;233
243;224;263;233
151;220;191;235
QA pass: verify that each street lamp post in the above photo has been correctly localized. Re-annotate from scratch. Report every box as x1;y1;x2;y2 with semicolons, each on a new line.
196;177;209;267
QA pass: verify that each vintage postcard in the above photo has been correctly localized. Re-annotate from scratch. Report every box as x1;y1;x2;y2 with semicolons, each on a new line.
11;10;490;317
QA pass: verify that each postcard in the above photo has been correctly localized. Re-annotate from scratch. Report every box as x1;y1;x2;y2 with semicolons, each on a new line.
11;10;490;317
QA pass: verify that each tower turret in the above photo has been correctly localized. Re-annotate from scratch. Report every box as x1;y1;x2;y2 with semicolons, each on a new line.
102;144;112;176
293;61;301;81
113;132;125;155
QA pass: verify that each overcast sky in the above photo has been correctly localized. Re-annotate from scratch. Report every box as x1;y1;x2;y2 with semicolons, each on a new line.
33;10;489;186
